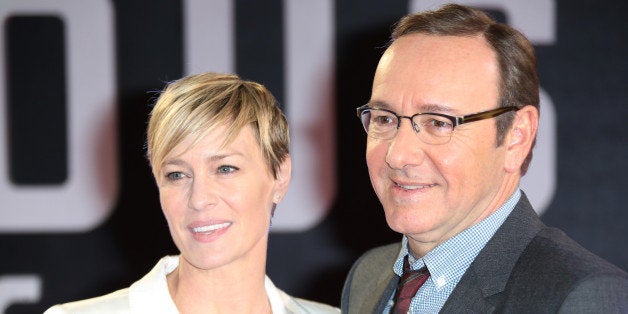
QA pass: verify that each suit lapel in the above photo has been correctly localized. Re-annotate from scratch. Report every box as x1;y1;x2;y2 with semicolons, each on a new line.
373;274;398;313
344;243;400;313
440;193;544;313
361;262;399;313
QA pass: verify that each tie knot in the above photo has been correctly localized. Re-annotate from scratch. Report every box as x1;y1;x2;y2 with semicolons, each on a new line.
393;256;431;313
400;256;429;284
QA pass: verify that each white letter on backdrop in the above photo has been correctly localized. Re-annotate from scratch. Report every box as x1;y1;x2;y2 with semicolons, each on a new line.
0;0;117;232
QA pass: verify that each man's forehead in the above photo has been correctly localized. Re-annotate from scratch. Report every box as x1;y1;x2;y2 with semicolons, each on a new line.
372;33;500;114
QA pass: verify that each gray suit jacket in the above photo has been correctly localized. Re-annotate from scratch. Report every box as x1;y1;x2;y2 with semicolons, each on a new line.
341;194;628;313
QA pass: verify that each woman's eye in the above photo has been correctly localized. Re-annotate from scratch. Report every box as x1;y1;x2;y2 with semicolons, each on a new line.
165;172;186;181
218;165;239;174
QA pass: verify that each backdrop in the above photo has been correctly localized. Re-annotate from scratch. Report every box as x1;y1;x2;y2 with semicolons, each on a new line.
1;0;626;312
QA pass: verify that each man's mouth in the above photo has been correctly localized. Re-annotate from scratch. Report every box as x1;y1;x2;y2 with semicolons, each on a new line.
394;181;437;190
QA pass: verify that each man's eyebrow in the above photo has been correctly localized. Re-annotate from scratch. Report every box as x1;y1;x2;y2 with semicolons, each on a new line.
367;101;455;114
366;100;392;110
420;104;455;114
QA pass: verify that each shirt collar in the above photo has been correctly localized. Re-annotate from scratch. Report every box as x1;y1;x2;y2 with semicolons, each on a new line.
130;255;294;313
393;189;521;290
130;255;180;312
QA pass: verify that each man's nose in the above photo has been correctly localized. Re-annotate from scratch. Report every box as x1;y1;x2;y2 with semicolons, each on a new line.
385;118;426;170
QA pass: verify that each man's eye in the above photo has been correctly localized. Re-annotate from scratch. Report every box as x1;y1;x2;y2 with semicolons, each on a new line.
421;117;454;136
372;114;395;125
218;165;239;174
428;119;452;129
166;172;186;181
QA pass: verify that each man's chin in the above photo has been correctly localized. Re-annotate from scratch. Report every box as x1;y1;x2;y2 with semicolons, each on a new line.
385;212;430;235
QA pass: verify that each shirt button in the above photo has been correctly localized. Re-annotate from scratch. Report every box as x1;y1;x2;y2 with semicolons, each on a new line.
435;276;447;288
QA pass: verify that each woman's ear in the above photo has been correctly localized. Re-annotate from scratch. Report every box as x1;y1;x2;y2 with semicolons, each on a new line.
273;154;292;203
504;106;539;174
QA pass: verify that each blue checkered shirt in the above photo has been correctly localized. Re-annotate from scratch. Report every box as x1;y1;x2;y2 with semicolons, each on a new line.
383;189;521;313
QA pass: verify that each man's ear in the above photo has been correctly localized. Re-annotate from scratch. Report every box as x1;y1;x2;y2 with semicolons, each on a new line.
504;106;539;174
273;154;292;202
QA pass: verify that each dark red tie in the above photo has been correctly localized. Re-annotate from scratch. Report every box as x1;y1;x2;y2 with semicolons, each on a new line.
392;256;430;314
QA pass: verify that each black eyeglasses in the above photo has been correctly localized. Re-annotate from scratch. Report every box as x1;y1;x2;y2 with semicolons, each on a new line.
356;105;520;145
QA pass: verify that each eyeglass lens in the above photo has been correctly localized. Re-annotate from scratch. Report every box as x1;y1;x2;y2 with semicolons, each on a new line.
360;109;454;144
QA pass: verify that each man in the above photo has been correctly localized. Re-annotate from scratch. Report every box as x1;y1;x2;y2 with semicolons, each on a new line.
342;4;628;313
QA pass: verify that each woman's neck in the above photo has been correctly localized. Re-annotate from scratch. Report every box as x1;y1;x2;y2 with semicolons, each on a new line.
167;248;271;313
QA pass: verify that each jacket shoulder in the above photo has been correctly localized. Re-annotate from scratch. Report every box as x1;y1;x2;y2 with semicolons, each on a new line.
341;243;400;313
501;227;628;312
522;227;627;280
351;243;400;276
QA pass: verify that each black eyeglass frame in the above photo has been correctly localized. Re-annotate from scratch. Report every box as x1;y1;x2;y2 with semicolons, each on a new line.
356;104;520;134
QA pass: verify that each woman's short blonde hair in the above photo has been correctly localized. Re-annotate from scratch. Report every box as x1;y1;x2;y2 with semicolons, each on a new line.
146;72;289;178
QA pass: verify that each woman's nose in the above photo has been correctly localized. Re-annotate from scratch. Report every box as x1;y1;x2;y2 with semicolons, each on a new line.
188;176;217;211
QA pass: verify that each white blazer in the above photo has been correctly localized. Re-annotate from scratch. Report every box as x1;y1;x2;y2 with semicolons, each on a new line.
45;255;339;314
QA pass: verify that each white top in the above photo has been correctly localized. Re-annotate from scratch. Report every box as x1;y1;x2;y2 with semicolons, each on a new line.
45;256;339;314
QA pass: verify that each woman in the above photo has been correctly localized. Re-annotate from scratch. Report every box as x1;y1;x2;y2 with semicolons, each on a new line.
45;72;339;313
